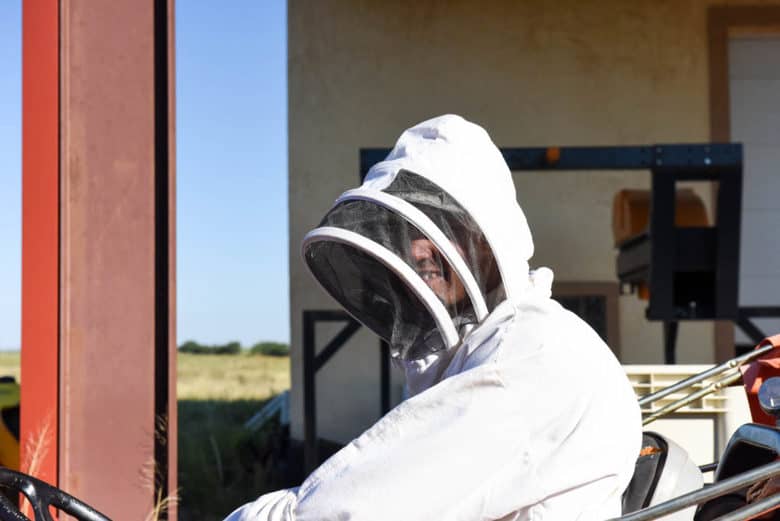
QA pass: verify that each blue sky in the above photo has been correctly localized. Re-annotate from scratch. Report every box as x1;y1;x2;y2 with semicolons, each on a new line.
0;1;289;349
0;1;21;350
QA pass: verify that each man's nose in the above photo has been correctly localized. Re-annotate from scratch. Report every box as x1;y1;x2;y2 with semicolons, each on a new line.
410;239;435;261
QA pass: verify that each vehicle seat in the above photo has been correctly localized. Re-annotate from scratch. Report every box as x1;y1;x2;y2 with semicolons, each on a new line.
622;432;703;520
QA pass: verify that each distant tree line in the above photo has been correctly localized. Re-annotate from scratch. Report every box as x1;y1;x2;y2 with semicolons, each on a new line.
178;340;289;356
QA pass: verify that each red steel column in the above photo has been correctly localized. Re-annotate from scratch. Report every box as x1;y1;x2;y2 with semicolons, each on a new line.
21;0;60;488
22;0;177;518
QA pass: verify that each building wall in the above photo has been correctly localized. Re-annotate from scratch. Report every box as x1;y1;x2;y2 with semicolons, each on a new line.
288;0;779;443
729;36;780;344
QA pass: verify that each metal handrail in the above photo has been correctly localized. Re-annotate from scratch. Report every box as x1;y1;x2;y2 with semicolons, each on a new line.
699;462;719;474
638;343;776;426
244;390;290;431
642;371;742;426
714;493;780;521
638;343;774;407
610;460;780;521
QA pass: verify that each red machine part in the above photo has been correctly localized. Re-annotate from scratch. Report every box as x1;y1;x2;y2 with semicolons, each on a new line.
740;334;780;425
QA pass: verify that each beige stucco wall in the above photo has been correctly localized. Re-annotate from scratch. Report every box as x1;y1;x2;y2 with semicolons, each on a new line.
288;0;778;443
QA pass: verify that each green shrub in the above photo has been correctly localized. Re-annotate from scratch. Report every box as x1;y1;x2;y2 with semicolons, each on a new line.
215;341;242;355
179;340;242;355
249;342;290;357
179;340;208;354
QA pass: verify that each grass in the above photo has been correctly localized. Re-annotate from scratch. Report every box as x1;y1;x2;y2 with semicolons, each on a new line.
177;352;290;401
0;351;290;400
178;399;291;520
0;352;20;382
0;351;291;521
177;352;292;520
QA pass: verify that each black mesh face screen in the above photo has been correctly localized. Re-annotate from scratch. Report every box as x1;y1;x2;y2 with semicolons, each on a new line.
319;198;476;325
304;241;445;360
383;170;503;311
304;169;505;361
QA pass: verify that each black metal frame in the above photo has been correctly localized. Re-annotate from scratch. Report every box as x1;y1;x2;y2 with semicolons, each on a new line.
360;144;743;176
300;143;780;470
365;143;743;316
365;144;779;361
302;310;390;472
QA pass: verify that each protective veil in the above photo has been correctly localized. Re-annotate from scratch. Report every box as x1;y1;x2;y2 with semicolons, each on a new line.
226;115;642;521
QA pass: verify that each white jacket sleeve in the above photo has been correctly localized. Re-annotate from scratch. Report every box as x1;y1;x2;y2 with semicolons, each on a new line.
224;489;298;521
228;362;527;521
225;333;639;521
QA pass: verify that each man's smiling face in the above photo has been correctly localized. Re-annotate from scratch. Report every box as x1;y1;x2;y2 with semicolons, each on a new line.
410;237;466;307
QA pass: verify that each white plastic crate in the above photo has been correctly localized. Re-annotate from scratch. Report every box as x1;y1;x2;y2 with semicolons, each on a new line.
624;365;752;470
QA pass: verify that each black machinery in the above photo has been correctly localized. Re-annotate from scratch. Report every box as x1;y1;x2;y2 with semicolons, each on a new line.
363;143;779;363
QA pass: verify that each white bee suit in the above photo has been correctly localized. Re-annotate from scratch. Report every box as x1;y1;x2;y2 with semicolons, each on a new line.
226;115;642;521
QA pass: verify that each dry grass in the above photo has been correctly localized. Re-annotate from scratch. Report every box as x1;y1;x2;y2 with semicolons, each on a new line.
0;351;20;382
177;352;290;401
19;413;52;518
0;351;290;399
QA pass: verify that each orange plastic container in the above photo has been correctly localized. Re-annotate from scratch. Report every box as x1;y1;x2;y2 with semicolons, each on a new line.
612;188;709;247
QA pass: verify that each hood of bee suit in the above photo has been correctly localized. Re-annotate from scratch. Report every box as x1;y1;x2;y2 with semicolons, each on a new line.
302;114;544;361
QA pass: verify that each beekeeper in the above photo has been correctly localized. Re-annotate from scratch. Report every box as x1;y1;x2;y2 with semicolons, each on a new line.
226;114;642;521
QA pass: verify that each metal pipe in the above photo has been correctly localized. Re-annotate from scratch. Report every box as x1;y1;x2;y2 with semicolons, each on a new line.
712;493;780;521
699;462;718;474
609;460;780;521
638;343;774;407
642;371;742;426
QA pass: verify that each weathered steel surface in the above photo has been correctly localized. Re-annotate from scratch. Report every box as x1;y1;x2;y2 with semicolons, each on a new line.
59;1;158;517
59;0;177;517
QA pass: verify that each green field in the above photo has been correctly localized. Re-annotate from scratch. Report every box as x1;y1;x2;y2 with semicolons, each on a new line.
0;351;291;520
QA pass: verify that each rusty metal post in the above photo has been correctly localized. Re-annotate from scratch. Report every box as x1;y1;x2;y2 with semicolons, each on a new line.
22;0;177;518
